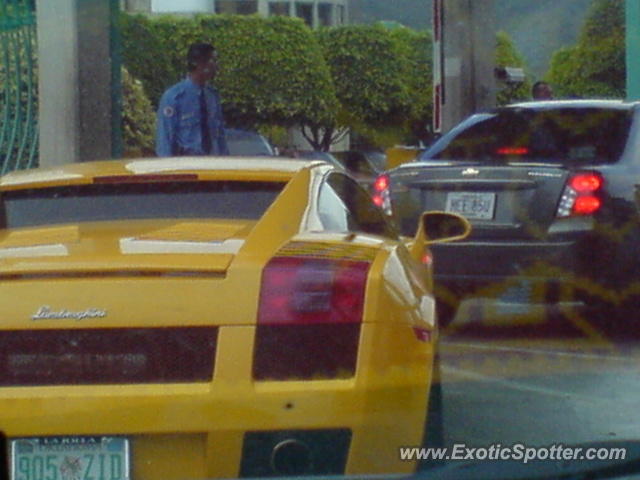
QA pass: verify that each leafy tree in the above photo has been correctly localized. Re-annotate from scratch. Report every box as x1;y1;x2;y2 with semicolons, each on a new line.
495;31;532;105
546;0;625;98
389;27;433;143
200;15;337;129
308;25;419;150
349;26;433;147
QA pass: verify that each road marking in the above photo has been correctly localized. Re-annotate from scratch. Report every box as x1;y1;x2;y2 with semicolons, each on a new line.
442;365;640;407
442;365;573;398
441;341;634;363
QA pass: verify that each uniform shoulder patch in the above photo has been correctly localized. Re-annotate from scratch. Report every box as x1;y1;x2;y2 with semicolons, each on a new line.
163;106;175;117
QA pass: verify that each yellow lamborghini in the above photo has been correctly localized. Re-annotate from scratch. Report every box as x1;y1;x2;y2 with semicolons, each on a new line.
0;157;469;479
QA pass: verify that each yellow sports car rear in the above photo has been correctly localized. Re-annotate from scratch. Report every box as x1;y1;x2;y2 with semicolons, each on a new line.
0;157;467;479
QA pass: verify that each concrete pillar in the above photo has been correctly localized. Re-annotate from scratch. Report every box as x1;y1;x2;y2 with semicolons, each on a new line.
37;0;117;165
627;0;640;100
441;0;496;132
257;0;269;16
124;0;151;12
312;0;319;29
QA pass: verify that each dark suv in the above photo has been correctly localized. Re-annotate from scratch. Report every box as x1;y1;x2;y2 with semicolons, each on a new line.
374;100;640;325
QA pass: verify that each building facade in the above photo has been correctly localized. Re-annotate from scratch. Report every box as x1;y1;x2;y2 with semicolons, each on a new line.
124;0;349;28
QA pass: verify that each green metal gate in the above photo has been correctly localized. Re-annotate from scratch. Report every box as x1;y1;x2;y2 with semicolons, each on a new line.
0;0;38;173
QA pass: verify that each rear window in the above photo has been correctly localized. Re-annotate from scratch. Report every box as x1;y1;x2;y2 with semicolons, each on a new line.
340;153;379;175
0;181;286;229
427;108;633;164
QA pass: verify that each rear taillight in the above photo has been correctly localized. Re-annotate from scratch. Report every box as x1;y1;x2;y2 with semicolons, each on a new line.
573;196;602;215
374;174;389;192
421;251;433;267
569;173;603;193
372;174;392;216
258;257;369;325
496;146;529;156
254;256;370;380
557;172;603;217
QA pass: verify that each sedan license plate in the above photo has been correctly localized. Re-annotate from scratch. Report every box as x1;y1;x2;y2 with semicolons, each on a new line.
11;436;129;480
446;192;496;220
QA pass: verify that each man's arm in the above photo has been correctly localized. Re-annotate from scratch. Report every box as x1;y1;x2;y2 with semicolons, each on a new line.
155;93;178;157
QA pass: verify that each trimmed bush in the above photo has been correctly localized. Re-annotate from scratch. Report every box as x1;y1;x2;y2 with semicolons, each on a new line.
121;67;155;157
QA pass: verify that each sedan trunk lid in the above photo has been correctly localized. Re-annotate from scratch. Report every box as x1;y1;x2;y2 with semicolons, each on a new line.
392;162;570;240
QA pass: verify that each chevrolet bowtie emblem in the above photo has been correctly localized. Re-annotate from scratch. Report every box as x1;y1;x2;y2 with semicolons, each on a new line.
462;168;480;176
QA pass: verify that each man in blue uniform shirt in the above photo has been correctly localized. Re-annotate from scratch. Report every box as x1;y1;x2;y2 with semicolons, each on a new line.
156;42;229;157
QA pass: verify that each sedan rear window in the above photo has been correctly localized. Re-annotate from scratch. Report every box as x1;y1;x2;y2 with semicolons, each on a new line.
0;181;286;229
427;108;633;164
225;129;275;156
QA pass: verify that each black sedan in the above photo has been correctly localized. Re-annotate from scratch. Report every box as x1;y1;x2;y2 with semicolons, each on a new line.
374;100;640;325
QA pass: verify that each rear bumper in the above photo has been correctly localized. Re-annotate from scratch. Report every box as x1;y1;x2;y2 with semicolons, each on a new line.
0;322;434;479
2;384;428;479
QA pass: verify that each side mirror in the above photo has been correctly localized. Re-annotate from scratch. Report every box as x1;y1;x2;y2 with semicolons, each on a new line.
422;212;471;244
410;211;471;261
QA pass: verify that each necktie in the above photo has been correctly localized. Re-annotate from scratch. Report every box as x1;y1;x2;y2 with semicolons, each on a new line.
200;89;212;154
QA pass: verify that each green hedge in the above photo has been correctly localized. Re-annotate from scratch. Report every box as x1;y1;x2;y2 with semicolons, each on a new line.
119;13;337;129
121;67;155;156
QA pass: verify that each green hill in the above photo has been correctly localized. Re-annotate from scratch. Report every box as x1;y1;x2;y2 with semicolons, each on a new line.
349;0;593;77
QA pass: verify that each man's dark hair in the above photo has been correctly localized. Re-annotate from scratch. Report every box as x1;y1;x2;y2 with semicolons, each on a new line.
187;42;215;71
532;81;550;98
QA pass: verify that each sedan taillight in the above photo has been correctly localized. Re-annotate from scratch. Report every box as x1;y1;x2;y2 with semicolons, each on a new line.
254;257;370;380
372;173;392;216
556;172;604;217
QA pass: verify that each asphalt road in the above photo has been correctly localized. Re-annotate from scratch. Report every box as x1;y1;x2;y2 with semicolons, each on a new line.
437;301;640;449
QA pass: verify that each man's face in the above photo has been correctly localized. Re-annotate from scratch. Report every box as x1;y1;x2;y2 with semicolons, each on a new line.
195;51;218;81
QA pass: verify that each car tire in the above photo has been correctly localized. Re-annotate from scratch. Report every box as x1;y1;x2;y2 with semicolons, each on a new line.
419;353;445;471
